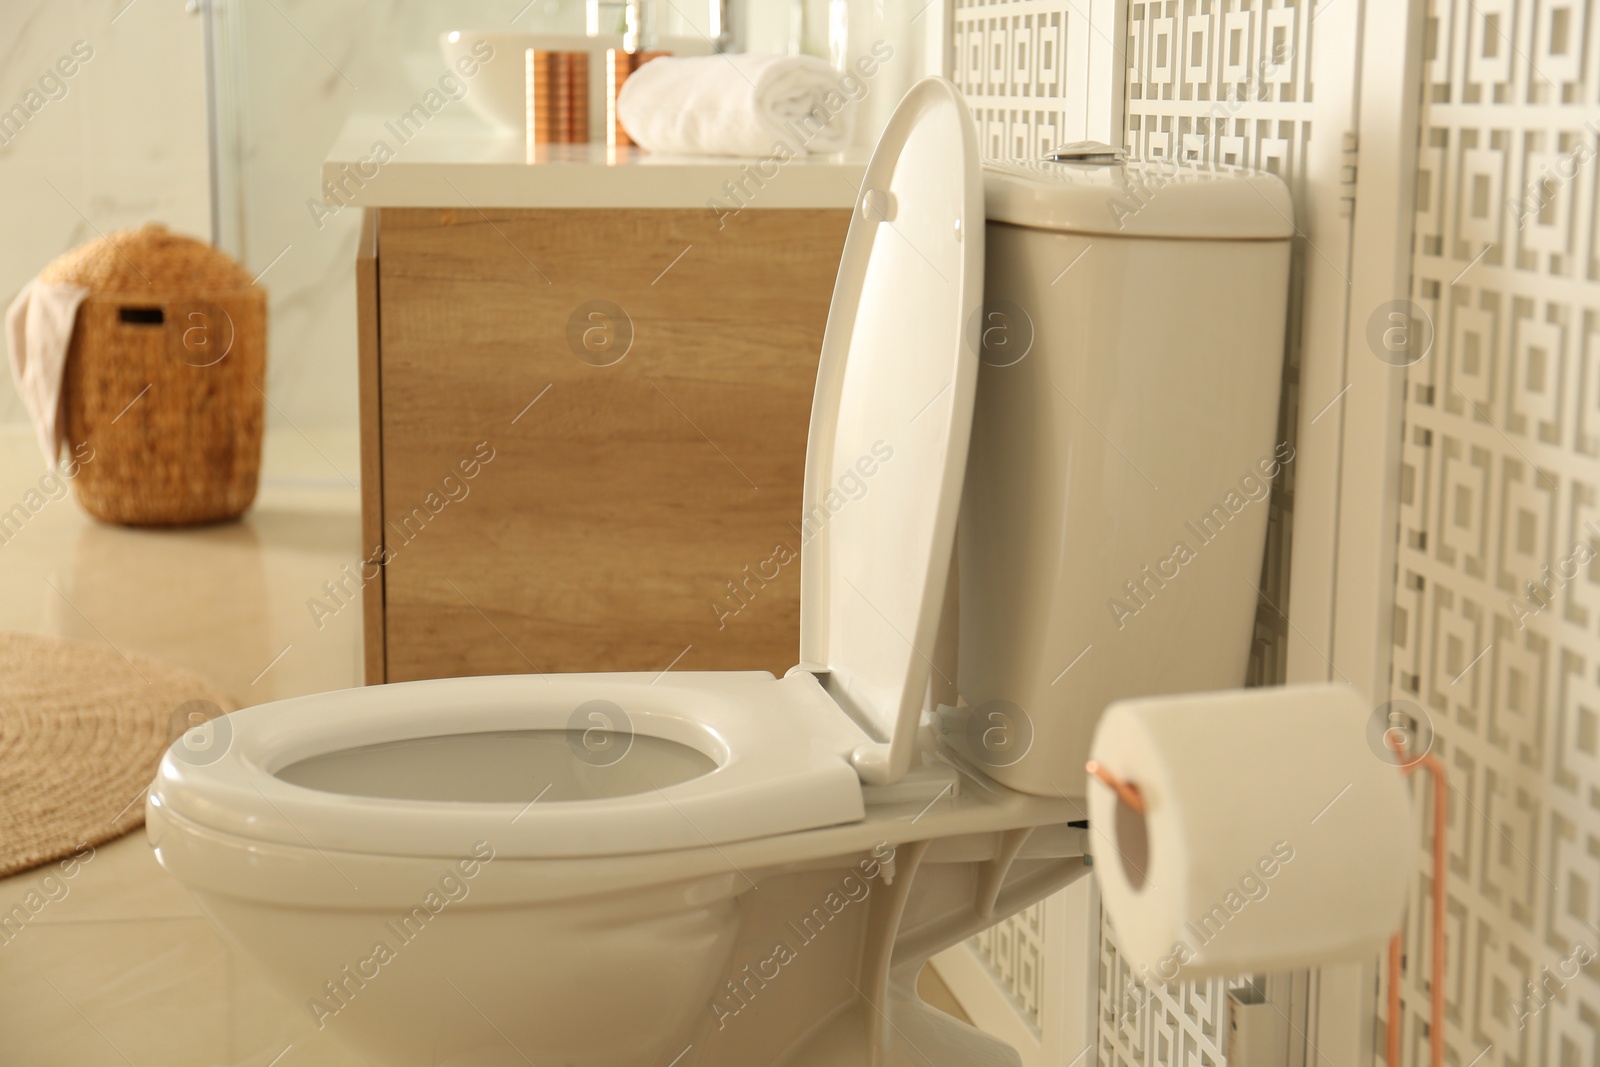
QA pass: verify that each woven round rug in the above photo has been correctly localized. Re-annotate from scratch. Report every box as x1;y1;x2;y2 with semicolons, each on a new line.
0;631;234;879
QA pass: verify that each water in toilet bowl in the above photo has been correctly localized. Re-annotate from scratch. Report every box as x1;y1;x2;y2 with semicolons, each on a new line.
276;729;717;803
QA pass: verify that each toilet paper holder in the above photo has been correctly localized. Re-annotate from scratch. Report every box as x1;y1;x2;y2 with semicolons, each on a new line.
1085;743;1448;1067
1385;737;1447;1067
1085;759;1144;813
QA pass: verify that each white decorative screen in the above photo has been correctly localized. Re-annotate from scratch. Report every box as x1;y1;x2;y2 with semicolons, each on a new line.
970;900;1048;1031
1388;0;1600;1061
1099;937;1261;1065
950;0;1119;155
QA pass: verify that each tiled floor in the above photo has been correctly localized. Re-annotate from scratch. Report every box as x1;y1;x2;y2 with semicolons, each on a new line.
0;427;967;1065
0;427;370;1066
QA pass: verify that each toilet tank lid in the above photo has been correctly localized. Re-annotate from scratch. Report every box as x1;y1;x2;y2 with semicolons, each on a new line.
983;157;1295;240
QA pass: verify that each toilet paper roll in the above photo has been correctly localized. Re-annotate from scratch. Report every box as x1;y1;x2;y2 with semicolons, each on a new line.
1087;684;1415;981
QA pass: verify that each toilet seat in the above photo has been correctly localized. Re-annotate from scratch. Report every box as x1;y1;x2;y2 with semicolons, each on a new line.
152;78;985;870
153;671;876;859
796;76;983;786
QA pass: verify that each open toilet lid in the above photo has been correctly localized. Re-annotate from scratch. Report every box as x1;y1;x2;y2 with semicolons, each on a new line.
797;77;983;787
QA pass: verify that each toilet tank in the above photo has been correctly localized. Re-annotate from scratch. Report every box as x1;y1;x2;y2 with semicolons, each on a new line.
956;155;1295;798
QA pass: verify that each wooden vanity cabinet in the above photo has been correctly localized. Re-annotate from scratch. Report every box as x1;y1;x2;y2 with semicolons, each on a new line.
356;206;852;683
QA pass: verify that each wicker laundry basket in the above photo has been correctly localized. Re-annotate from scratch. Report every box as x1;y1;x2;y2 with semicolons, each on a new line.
45;224;266;525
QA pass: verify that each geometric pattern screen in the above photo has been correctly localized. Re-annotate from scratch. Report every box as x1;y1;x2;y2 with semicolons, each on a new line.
970;901;1048;1032
951;0;1100;158
1389;0;1600;1061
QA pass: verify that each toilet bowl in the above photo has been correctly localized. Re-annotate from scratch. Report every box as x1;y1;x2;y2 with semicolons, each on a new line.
149;77;1294;1066
149;672;1089;1067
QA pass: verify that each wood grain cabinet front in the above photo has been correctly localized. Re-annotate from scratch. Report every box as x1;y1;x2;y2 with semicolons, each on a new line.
357;206;852;684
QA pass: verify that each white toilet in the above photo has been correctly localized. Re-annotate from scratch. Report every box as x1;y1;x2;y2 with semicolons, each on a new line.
148;78;1293;1067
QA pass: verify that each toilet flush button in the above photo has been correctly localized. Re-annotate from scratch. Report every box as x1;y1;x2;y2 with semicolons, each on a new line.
1043;140;1126;165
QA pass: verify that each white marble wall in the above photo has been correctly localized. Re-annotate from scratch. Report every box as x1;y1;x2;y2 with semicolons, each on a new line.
0;0;209;426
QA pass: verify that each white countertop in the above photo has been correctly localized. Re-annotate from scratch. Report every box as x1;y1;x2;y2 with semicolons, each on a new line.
322;116;869;210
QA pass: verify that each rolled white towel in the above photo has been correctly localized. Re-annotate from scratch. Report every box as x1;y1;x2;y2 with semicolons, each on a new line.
617;53;856;157
6;278;90;468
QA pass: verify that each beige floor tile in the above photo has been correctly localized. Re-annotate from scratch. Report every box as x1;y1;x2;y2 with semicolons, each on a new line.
0;428;369;1064
0;429;364;708
8;835;202;926
0;917;369;1066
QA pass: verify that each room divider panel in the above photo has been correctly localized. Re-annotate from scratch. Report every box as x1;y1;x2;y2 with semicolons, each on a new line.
1385;0;1600;1061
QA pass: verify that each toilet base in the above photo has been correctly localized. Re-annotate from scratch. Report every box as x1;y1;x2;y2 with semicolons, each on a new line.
151;730;1090;1067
